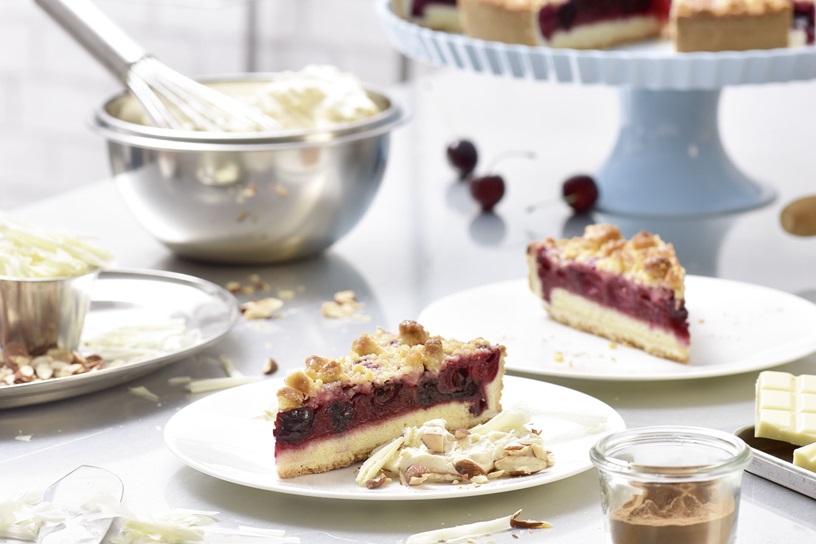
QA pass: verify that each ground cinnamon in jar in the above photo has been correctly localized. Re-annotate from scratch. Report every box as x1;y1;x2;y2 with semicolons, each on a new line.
610;481;736;544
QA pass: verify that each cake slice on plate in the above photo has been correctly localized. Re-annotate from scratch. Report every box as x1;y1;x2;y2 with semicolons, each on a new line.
273;320;505;478
526;224;690;363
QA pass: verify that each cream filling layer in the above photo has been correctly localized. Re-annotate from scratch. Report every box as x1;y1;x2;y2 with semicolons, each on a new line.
546;288;689;363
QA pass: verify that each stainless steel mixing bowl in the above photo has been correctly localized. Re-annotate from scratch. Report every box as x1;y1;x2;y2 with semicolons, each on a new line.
89;75;407;264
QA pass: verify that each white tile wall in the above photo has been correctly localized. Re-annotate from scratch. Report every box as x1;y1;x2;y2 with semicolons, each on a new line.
0;0;403;209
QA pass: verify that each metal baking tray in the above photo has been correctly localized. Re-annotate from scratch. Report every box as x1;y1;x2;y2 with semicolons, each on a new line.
736;425;816;500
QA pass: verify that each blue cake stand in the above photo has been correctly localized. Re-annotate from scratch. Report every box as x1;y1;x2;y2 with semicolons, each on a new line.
378;0;816;217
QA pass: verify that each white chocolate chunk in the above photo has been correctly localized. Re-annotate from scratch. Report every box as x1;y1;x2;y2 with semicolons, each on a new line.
793;442;816;472
755;371;816;446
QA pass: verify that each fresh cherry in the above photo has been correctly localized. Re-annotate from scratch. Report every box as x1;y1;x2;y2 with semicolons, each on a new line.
562;174;599;213
470;175;505;212
447;139;478;179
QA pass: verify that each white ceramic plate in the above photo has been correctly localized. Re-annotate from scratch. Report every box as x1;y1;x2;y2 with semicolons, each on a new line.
0;269;239;409
417;277;816;381
163;376;625;500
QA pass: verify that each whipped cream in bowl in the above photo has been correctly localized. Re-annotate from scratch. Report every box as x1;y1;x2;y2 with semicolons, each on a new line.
88;64;407;264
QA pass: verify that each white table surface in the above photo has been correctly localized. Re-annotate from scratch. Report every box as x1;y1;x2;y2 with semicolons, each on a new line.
2;69;816;543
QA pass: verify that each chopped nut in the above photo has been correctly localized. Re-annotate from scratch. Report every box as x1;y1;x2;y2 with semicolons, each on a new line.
404;464;430;485
454;459;487;480
334;290;357;304
263;358;279;375
320;301;348;318
365;475;387;489
278;289;295;300
225;281;242;294
421;432;446;454
241;297;284;320
454;429;471;440
321;290;368;320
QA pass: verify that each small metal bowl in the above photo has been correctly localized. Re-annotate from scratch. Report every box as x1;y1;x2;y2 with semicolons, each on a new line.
0;269;100;356
89;74;407;264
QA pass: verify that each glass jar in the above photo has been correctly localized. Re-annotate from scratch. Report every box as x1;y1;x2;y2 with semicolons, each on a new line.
590;426;752;544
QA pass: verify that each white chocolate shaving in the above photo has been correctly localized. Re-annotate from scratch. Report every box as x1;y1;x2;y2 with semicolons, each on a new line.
185;376;263;394
0;213;111;278
406;511;518;544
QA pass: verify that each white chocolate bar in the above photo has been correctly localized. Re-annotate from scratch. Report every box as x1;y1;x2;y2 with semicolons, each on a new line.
793;441;816;473
755;370;816;446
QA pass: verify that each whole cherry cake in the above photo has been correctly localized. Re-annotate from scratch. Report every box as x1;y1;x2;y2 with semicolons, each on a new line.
527;224;690;363
273;321;506;478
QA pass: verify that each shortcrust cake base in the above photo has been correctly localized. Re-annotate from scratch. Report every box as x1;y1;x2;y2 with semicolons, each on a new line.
545;288;689;363
276;376;504;479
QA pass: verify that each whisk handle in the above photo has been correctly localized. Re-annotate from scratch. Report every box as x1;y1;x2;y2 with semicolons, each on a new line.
34;0;148;80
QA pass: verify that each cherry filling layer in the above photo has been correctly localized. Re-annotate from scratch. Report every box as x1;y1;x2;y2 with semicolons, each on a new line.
532;249;689;343
274;349;501;451
538;0;670;42
410;0;457;18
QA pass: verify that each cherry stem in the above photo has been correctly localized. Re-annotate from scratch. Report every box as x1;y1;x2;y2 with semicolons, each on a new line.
485;150;536;173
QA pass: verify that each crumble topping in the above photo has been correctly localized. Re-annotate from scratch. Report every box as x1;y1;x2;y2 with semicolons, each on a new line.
276;321;503;410
528;224;685;301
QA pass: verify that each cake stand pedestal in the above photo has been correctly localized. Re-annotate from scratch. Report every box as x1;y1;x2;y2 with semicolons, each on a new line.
600;88;774;216
377;0;816;217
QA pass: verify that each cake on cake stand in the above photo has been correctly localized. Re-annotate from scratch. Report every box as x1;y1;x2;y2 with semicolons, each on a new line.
377;0;816;217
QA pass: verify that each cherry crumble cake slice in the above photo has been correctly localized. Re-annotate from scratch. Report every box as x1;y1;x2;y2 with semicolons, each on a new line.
273;321;506;478
527;224;690;363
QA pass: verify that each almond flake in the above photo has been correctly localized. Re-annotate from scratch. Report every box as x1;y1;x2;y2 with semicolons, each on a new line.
241;297;284;320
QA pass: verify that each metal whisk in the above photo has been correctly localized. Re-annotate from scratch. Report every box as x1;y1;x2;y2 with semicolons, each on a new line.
35;0;281;132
